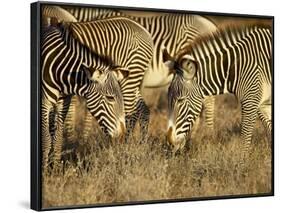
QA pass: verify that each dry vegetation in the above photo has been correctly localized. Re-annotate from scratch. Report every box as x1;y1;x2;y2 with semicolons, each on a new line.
42;94;272;208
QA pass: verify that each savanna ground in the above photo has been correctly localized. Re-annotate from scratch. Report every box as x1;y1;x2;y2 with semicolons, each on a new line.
42;93;272;208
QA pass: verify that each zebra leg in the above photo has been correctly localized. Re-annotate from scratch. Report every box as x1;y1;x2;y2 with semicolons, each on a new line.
53;96;71;168
125;98;150;143
240;99;259;163
64;95;77;143
191;97;215;138
125;113;138;142
49;108;57;140
41;97;54;170
258;102;272;139
204;96;215;131
82;109;93;142
138;98;150;143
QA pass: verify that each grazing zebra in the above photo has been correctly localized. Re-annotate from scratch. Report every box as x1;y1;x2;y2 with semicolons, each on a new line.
42;26;128;168
67;17;153;142
43;6;154;141
48;6;218;132
164;24;272;159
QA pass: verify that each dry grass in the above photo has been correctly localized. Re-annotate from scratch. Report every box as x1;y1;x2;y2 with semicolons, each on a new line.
42;94;272;208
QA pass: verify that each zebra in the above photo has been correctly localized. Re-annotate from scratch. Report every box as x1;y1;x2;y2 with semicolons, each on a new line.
42;6;154;142
67;17;153;142
49;6;219;133
164;24;272;159
41;26;128;168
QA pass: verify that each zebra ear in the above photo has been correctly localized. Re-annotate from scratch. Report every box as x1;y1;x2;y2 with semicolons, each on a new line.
82;66;104;82
162;48;175;74
112;67;129;81
181;55;198;80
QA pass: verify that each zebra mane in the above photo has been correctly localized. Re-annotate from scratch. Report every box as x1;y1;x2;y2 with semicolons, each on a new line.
176;22;272;59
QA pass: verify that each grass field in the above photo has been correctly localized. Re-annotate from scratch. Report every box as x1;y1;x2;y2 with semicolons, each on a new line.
42;94;272;208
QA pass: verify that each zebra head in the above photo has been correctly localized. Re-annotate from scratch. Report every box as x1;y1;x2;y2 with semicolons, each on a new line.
163;49;204;152
82;66;129;139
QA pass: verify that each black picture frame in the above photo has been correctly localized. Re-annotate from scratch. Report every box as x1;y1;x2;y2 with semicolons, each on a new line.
31;1;274;211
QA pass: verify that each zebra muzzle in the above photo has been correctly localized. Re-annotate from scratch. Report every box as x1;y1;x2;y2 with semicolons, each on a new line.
167;126;189;153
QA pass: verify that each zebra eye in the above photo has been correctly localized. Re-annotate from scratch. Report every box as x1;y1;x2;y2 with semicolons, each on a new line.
181;59;190;70
105;95;115;102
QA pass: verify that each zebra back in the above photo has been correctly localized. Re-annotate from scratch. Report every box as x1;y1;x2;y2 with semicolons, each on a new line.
178;24;272;96
62;6;121;21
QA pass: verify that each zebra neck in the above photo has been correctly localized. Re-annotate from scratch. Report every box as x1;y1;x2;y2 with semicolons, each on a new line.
192;35;240;97
62;67;91;97
63;26;113;76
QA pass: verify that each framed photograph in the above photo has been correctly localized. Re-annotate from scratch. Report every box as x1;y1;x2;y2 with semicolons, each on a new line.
31;1;274;211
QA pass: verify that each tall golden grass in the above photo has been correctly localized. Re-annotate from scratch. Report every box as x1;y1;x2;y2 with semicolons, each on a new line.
42;94;272;208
